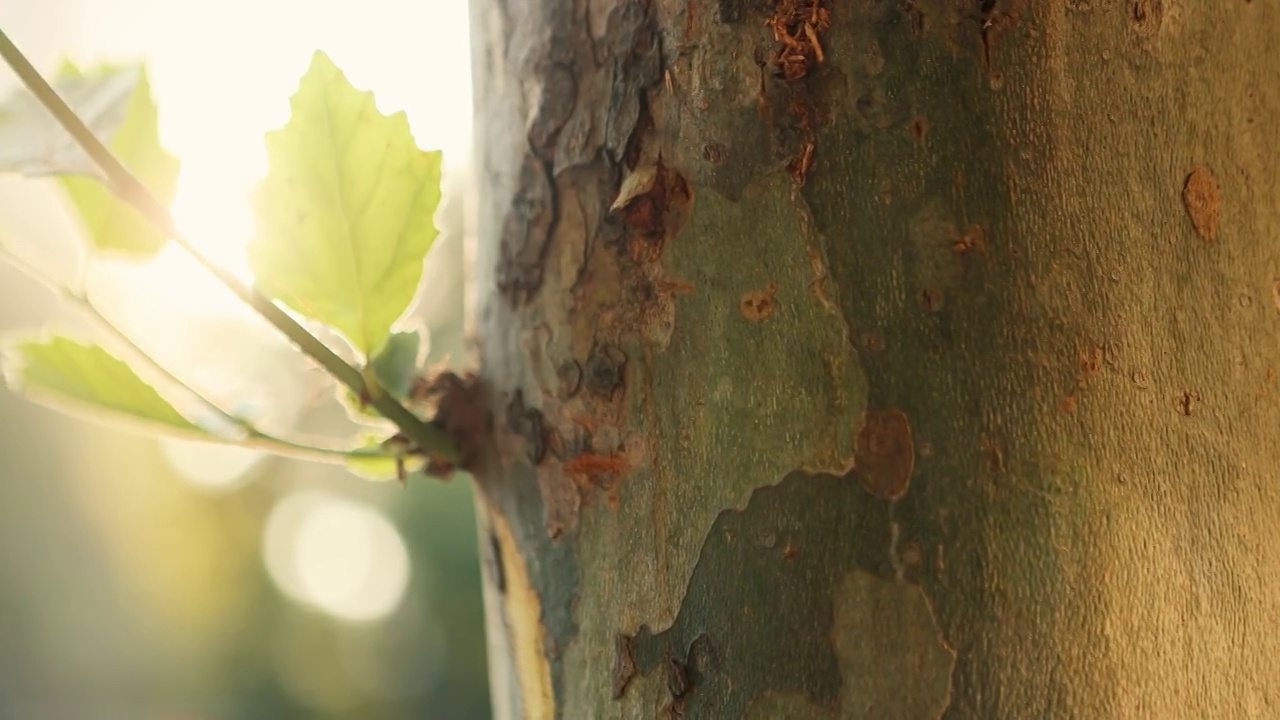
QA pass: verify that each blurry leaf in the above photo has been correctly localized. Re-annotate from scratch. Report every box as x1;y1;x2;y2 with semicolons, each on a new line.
336;389;384;424
0;64;136;176
338;330;422;421
249;51;442;357
345;433;423;481
370;330;421;398
345;453;399;482
3;335;202;433
59;62;180;256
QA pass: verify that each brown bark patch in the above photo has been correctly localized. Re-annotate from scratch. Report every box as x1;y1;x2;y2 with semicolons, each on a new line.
1060;393;1078;413
564;453;629;487
1183;166;1222;242
768;0;831;82
918;286;945;313
585;343;629;399
952;224;986;255
612;633;636;699
414;371;493;477
787;140;816;185
740;282;781;322
908;116;930;144
702;142;729;165
1130;0;1164;37
1079;342;1104;380
854;409;915;500
1178;390;1200;417
614;160;692;261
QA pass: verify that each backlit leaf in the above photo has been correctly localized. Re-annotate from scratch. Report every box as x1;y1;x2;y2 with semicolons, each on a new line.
3;335;203;434
0;64;135;176
58;62;180;256
369;329;421;398
249;51;442;357
338;329;423;421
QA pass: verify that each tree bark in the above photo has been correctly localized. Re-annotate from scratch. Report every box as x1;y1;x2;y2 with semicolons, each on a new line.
467;0;1280;717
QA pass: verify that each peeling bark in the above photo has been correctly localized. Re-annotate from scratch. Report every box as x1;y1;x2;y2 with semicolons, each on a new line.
468;0;1280;717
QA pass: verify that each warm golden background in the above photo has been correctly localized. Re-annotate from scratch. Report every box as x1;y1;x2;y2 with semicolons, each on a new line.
0;1;489;717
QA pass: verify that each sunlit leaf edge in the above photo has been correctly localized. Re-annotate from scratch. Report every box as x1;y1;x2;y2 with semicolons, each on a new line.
0;332;217;439
248;50;443;357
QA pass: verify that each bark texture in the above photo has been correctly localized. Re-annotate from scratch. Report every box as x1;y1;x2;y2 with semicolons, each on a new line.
468;0;1280;717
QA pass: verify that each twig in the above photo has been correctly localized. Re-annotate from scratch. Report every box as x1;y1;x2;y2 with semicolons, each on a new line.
0;245;391;464
0;28;458;464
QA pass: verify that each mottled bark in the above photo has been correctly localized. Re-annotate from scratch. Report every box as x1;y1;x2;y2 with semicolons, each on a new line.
467;0;1280;717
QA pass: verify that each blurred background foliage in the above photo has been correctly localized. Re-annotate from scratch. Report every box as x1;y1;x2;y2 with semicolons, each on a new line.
0;1;489;717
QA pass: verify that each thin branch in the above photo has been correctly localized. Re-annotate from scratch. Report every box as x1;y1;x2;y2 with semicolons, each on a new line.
0;28;458;463
0;245;391;465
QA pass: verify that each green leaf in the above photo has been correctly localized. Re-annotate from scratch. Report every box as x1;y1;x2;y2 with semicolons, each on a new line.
58;62;180;256
0;64;135;176
338;330;422;421
369;330;421;398
249;51;442;357
3;336;201;433
345;433;423;482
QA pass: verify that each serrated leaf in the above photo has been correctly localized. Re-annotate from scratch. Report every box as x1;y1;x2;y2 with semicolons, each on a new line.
0;65;135;176
249;51;442;357
58;62;180;256
3;336;202;434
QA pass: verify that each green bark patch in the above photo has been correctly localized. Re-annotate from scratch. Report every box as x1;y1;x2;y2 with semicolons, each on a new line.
561;170;870;715
742;568;958;720
623;470;953;717
796;4;1099;716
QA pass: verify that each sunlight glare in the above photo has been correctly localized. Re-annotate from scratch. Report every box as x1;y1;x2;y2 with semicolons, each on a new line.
161;441;263;491
169;151;261;285
264;492;410;623
66;0;477;491
85;253;312;490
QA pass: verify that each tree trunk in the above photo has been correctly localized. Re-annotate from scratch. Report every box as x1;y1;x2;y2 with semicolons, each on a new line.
466;0;1280;717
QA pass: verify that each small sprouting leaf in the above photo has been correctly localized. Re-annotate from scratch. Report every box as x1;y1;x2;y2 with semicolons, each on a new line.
339;330;423;421
250;51;442;357
0;64;135;176
58;62;180;256
345;433;423;482
3;336;202;433
370;330;421;398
